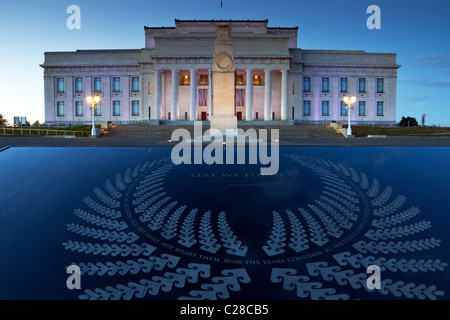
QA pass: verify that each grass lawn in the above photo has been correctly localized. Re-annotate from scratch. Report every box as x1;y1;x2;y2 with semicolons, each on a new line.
348;126;450;137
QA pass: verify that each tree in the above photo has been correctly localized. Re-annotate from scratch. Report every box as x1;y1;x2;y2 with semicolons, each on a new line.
0;114;8;127
32;120;42;127
398;116;419;127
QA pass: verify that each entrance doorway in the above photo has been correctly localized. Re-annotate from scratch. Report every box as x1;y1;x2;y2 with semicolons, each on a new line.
201;112;207;121
236;112;242;121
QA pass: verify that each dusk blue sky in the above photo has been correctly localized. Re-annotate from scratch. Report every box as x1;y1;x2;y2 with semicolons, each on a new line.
1;0;449;125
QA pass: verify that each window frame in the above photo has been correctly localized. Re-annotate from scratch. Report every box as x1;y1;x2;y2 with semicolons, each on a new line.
131;77;140;92
359;78;367;93
359;101;366;116
112;77;121;93
377;101;384;116
322;77;330;93
340;101;348;116
340;78;348;93
56;101;65;117
75;101;83;116
112;101;121;117
56;78;65;93
303;77;311;92
377;78;385;93
93;77;102;93
303;100;312;116
131;100;140;116
322;101;330;116
74;77;83;93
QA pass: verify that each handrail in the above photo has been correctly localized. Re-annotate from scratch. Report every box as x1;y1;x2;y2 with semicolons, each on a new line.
0;127;90;137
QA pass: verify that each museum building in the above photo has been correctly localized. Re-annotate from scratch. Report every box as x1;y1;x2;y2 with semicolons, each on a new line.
41;19;400;125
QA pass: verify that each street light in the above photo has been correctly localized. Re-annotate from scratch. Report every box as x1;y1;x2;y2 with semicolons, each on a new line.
87;94;101;136
343;95;356;136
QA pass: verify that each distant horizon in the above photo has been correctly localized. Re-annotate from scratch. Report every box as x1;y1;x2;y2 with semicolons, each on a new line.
0;0;449;126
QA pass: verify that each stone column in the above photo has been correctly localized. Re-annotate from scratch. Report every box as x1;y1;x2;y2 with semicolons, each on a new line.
264;69;272;121
190;69;197;121
281;69;289;121
154;69;161;120
171;69;178;121
245;69;253;121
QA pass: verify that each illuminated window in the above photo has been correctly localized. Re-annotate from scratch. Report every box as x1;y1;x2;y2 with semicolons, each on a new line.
292;82;295;94
199;75;208;85
253;74;262;86
148;82;151;94
235;74;244;85
181;74;190;86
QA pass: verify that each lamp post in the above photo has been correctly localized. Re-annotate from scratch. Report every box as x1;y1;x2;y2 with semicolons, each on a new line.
343;95;356;136
87;94;101;136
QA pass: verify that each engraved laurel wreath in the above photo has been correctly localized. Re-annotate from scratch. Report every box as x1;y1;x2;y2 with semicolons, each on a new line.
63;154;447;300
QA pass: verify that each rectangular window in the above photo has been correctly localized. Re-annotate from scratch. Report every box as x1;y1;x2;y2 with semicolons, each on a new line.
322;101;330;116
340;101;348;116
185;112;188;120
377;78;384;93
148;82;151;94
75;78;83;93
199;89;208;106
303;101;311;116
131;77;139;92
292;82;295;95
75;101;83;116
303;77;311;92
56;78;65;93
113;77;121;92
235;74;244;86
94;78;102;92
132;101;139;116
57;101;64;116
112;101;121;116
181;74;190;86
235;89;245;106
253;74;262;86
359;78;366;93
359;101;366;116
94;104;102;116
322;77;330;92
377;101;384;116
255;112;259;120
340;78;348;92
199;74;209;85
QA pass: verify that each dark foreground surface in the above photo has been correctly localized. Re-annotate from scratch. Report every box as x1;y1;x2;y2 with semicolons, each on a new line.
0;146;449;300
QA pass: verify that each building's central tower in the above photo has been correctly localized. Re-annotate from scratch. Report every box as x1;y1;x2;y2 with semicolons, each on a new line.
210;25;238;131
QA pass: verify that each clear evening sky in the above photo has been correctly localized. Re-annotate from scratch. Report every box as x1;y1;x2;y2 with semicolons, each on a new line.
0;0;449;126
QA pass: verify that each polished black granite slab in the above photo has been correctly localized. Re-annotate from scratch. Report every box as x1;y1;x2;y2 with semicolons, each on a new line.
0;146;448;300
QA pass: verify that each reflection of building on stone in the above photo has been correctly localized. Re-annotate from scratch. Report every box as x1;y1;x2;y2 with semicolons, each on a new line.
42;19;400;126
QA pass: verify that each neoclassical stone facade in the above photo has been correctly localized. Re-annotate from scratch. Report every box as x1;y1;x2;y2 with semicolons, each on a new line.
41;19;400;125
